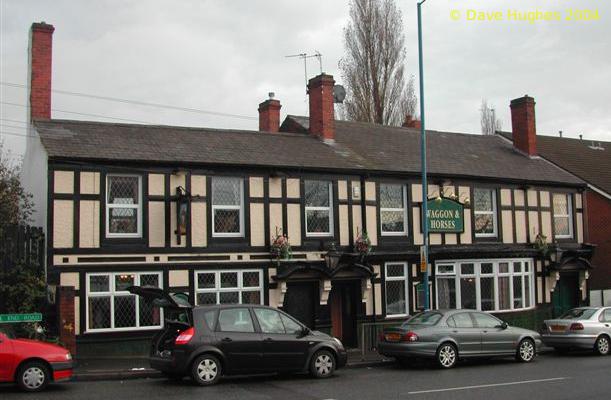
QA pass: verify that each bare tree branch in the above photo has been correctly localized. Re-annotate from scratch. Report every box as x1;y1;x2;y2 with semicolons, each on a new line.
480;99;502;135
339;0;417;126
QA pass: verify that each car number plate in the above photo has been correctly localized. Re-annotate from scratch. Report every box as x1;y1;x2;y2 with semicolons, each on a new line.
385;333;402;342
550;325;565;332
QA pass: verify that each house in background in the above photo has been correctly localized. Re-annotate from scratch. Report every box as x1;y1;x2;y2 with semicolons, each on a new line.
499;131;610;308
22;22;594;356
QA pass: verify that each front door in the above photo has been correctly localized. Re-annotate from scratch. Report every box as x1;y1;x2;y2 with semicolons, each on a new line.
330;280;360;348
283;281;318;329
552;272;579;317
215;307;263;373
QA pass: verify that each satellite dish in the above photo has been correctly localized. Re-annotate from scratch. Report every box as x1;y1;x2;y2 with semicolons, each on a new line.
333;85;346;103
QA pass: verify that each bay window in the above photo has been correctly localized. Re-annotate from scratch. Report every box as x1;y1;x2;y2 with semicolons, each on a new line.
106;174;142;237
379;183;408;236
304;180;333;236
86;272;162;332
435;259;534;312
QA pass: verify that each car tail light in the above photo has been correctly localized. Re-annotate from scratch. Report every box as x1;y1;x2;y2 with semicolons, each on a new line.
569;323;584;331
402;331;419;342
175;327;195;345
378;332;385;342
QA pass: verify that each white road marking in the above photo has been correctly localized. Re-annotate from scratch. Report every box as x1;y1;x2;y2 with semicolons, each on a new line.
407;377;569;395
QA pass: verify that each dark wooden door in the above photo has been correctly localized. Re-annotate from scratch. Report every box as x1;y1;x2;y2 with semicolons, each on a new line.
552;272;579;317
283;282;318;329
330;280;360;348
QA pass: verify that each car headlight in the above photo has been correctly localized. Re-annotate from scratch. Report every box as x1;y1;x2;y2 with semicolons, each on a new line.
65;353;72;360
333;337;344;348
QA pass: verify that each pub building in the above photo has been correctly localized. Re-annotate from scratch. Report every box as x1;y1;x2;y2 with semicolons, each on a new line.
23;23;594;355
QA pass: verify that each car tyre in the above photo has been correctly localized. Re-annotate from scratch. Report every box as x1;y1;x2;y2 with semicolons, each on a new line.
310;350;336;379
594;335;610;356
16;360;50;392
516;338;536;362
436;343;458;369
190;354;222;386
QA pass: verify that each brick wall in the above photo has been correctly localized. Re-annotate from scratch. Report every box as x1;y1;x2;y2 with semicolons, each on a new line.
586;189;611;290
57;286;76;355
29;22;54;120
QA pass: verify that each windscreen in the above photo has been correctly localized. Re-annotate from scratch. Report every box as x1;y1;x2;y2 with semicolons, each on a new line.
559;308;597;320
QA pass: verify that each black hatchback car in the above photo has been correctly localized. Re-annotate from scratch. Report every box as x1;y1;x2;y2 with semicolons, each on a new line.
128;286;347;385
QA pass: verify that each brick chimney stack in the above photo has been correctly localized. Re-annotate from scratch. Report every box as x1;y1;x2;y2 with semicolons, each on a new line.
402;115;421;129
258;93;281;133
510;95;537;157
308;74;335;142
28;22;54;121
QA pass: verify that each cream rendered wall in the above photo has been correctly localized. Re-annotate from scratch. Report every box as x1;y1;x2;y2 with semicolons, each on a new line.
500;189;512;206
514;189;525;207
412;208;423;245
79;200;100;248
80;172;100;195
148;202;165;247
352;205;363;242
249;177;264;198
500;210;513;243
191;175;206;197
541;211;552;239
270;203;283;237
540;191;550;208
269;178;282;198
339;205;349;246
250;203;265;246
576;211;584;243
366;206;378;245
54;171;74;194
287;204;301;246
191;203;207;247
286;179;300;198
169;270;189;287
148;174;165;196
60;272;79;288
338;180;347;200
460;209;472;244
53;200;73;248
365;181;376;201
412;184;423;203
515;210;527;243
527;190;538;208
528;211;540;242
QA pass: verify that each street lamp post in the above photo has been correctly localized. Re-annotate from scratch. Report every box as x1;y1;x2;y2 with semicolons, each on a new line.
417;0;430;310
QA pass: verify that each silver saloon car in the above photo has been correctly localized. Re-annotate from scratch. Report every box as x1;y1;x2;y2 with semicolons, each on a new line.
541;307;611;355
377;310;542;368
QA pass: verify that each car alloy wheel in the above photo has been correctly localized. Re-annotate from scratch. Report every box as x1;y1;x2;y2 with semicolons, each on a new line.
437;343;457;369
595;336;610;355
191;354;221;386
17;361;49;392
310;350;336;378
517;339;535;362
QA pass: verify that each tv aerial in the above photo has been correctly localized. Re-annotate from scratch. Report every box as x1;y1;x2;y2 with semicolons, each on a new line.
285;51;323;93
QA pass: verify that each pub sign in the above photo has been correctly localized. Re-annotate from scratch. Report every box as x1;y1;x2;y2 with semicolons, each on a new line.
425;197;464;233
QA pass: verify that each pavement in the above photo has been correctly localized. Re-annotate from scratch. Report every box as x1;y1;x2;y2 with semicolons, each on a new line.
72;349;394;381
1;350;609;399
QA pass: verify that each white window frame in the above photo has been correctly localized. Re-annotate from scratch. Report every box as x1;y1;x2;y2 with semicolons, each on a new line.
474;188;498;238
211;177;244;238
304;180;334;237
195;269;264;305
384;262;409;317
434;259;535;313
85;272;163;333
553;193;573;239
105;174;142;238
379;183;408;236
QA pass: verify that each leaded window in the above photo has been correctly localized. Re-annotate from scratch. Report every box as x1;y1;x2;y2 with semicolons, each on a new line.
474;188;497;237
385;263;408;316
86;272;162;332
379;183;407;235
195;270;263;305
212;177;244;237
106;175;142;237
553;193;573;239
304;180;333;236
435;259;534;312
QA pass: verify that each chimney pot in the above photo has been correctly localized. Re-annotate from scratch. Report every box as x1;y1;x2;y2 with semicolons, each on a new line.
258;97;281;133
29;22;55;121
510;95;537;157
307;73;335;142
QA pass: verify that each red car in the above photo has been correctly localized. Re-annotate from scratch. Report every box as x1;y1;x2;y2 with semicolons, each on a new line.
0;329;73;391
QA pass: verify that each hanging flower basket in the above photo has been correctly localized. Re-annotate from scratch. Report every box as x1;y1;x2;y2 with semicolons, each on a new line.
271;227;292;261
355;229;372;260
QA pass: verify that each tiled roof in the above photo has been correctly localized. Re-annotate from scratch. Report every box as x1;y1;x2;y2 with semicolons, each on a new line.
33;117;584;186
500;131;611;193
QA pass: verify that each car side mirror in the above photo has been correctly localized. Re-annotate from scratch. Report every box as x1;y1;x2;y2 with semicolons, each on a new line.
498;322;509;330
298;327;310;337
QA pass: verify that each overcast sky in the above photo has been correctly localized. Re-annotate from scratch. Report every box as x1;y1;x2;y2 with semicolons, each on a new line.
1;0;610;158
